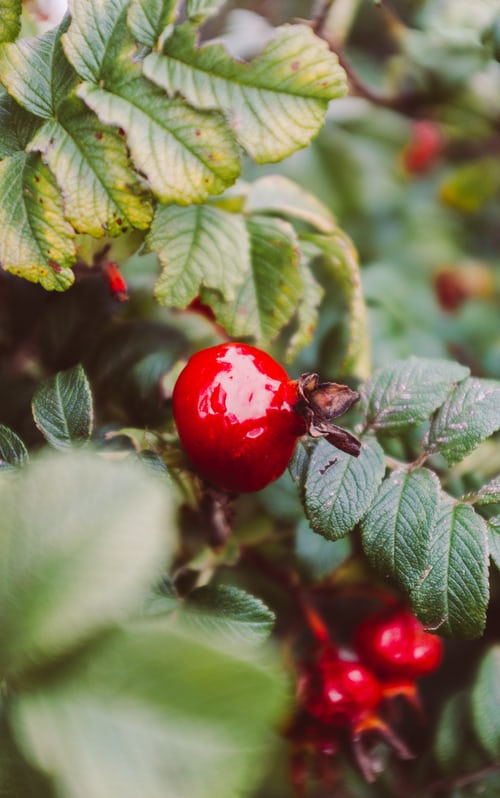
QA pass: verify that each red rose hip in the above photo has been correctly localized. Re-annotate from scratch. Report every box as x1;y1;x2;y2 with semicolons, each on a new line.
172;342;306;493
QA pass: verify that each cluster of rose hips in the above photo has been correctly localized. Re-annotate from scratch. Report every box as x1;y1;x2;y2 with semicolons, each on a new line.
288;600;443;788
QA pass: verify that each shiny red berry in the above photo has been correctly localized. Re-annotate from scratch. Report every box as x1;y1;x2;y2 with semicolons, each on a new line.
353;606;443;681
299;649;383;727
172;342;306;493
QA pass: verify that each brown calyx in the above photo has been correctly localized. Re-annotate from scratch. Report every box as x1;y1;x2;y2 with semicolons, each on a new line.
294;373;361;457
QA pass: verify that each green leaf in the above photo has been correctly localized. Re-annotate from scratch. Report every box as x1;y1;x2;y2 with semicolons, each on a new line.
207;215;303;345
0;90;42;158
62;0;130;83
148;203;250;307
471;646;500;759
13;619;286;798
360;357;470;433
295;518;352;580
186;0;227;20
464;477;500;506
29;96;153;237
32;365;94;450
426;378;500;465
434;691;473;774
0;152;75;290
182;584;275;645
0;425;28;470
127;0;181;48
0;450;173;678
411;496;489;638
285;255;324;363
304;436;386;540
0;20;76;119
0;0;21;45
144;23;347;163
303;230;371;380
243;175;336;234
488;516;500;570
361;468;441;595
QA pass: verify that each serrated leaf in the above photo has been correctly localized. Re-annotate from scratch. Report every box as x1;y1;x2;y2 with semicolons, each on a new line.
127;0;181;48
0;0;21;45
243;175;336;234
471;646;500;759
0;450;173;677
29;96;153;236
304;230;370;379
32;365;94;450
305;436;386;540
148;203;249;307
0;152;75;289
0;425;28;470
186;0;227;20
361;468;441;594
62;0;130;83
207;215;303;345
13;619;286;798
144;23;347;163
0;90;42;158
426;378;500;465
182;585;275;645
0;20;76;119
411;496;489;638
360;357;470;432
488;516;500;570
464;477;500;506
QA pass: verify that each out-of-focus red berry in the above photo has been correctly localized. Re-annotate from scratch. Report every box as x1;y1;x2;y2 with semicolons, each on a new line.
402;120;442;175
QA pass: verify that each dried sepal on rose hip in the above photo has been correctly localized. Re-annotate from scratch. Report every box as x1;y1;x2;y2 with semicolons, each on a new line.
172;342;360;493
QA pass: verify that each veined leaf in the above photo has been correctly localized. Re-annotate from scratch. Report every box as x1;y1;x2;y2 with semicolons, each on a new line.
0;90;42;158
0;451;173;677
412;496;489;638
360;357;470;432
29;96;153;236
305;436;386;540
244;175;336;234
182;585;275;645
0;0;21;45
361;468;441;595
127;0;181;48
0;20;76;119
471;646;500;759
144;23;347;163
0;425;28;471
13;620;286;798
31;365;94;450
205;215;303;345
0;152;75;290
62;0;130;83
186;0;227;20
463;477;500;506
426;378;500;465
148;203;250;307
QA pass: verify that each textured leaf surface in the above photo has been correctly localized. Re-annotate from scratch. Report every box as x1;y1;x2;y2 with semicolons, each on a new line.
411;497;489;638
426;378;500;465
148;203;249;307
471;646;500;759
182;585;275;645
209;215;302;345
464;477;500;506
186;0;227;19
0;21;76;119
0;91;42;158
360;357;470;432
127;0;180;47
0;0;21;44
62;0;130;83
144;23;346;162
361;468;441;594
30;96;153;236
32;365;94;450
305;436;386;540
13;620;286;798
0;152;75;289
243;175;336;234
0;425;28;470
0;451;173;676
